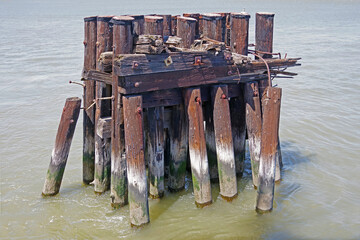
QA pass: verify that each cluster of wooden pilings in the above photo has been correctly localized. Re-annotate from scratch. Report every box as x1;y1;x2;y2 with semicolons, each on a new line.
42;11;300;227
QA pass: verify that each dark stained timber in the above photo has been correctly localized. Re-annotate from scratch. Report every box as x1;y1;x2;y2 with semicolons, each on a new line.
256;87;282;213
123;95;150;226
184;88;212;207
43;98;81;196
211;85;237;200
83;16;97;185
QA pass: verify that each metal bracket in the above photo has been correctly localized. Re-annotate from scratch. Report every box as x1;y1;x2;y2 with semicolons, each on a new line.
194;56;202;65
132;61;139;69
164;56;173;66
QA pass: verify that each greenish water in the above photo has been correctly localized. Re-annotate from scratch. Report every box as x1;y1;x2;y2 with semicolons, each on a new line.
1;0;360;239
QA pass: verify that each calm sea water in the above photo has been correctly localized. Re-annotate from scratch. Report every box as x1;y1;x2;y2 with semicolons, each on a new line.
1;0;360;239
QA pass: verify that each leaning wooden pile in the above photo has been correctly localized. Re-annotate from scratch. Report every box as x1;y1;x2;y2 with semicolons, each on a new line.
42;12;300;227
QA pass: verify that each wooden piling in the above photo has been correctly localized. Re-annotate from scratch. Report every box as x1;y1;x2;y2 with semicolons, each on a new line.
244;82;262;188
204;101;218;180
255;12;275;58
82;16;97;185
157;14;172;36
168;104;188;191
201;13;224;42
143;16;166;198
147;107;165;198
170;15;179;36
43;97;81;196
131;15;145;36
255;12;282;181
229;89;246;176
256;87;281;213
183;13;200;38
211;85;237;200
93;16;113;194
230;12;250;55
176;16;197;48
144;16;164;36
123;95;149;226
110;16;134;208
184;88;212;207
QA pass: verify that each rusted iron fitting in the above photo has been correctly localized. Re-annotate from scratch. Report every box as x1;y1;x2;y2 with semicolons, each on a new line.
132;61;139;68
221;94;227;99
69;80;85;88
136;107;142;114
250;83;259;97
194;56;202;65
195;96;201;104
83;41;87;46
96;96;115;102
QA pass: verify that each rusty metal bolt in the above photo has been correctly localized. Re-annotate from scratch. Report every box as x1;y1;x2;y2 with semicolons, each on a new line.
195;97;201;104
133;61;139;68
134;82;140;88
136;107;142;114
83;41;87;46
196;59;201;64
221;94;227;99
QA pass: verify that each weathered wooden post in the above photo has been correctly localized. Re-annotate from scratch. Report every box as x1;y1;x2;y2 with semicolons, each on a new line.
256;12;274;58
256;87;282;213
144;16;164;36
82;16;97;185
204;100;218;179
230;12;250;55
93;16;113;194
143;15;165;199
184;88;212;207
171;15;179;36
211;85;237;200
255;12;281;181
201;13;230;179
147;107;165;198
43;97;81;196
230;89;246;176
183;13;200;38
177;16;197;48
199;14;223;179
168;104;188;192
123;95;149;226
244;82;262;187
200;13;225;42
165;17;197;192
256;12;274;100
216;13;229;45
229;13;249;176
131;15;145;36
110;16;134;208
157;14;172;36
